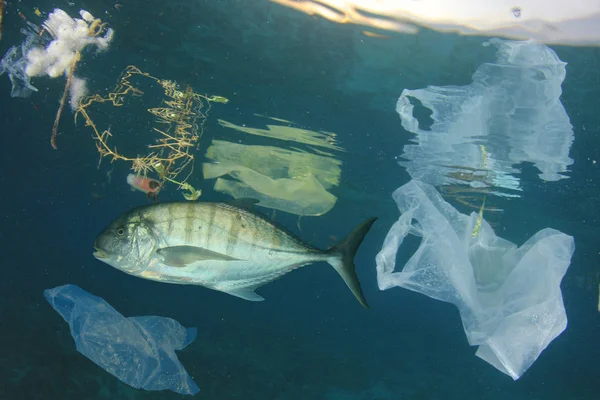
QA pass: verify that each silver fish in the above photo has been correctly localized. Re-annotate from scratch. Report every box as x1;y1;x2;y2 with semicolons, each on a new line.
93;199;376;308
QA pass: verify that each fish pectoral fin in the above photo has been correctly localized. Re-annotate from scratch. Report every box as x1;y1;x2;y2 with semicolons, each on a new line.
224;288;265;302
157;245;239;267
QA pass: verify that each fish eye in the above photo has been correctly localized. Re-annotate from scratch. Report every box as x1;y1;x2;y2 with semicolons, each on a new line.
117;228;125;236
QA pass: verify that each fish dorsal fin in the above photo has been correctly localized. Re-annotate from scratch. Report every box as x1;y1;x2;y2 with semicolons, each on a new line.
223;287;265;302
157;246;239;267
223;198;260;210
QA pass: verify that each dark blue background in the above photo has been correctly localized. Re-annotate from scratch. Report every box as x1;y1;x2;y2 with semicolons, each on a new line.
0;1;598;399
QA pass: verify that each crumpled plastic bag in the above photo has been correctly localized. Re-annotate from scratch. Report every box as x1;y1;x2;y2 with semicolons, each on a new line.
375;180;574;379
44;284;200;395
204;139;340;216
397;39;574;194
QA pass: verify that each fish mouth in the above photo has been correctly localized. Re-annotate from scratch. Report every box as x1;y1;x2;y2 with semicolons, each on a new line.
93;247;109;259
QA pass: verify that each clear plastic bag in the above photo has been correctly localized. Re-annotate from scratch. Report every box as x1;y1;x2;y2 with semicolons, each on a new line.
44;284;199;395
397;39;574;193
376;180;574;379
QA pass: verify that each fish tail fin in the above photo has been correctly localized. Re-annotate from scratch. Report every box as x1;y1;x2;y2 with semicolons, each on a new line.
326;217;377;309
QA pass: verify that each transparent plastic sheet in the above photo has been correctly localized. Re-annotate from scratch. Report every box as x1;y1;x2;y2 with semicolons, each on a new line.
397;39;574;195
44;284;199;395
375;180;575;379
203;140;340;216
0;22;40;97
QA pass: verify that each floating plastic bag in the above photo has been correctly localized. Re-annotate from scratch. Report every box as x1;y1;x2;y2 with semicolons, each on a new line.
204;139;340;216
375;180;574;379
44;284;199;395
397;39;574;197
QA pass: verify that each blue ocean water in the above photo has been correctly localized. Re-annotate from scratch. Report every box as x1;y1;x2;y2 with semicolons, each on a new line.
0;1;598;399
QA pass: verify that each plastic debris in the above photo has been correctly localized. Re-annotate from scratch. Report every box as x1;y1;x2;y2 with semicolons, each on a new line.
396;39;574;201
44;284;200;395
204;138;341;216
376;180;575;379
